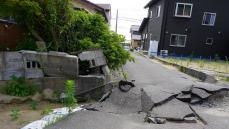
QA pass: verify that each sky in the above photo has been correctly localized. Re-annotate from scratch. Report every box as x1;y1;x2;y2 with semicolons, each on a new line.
89;0;150;41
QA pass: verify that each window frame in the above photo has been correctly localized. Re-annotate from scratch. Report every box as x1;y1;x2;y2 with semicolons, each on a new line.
205;38;214;45
170;34;187;47
150;11;153;18
202;12;216;26
174;3;193;18
156;5;161;18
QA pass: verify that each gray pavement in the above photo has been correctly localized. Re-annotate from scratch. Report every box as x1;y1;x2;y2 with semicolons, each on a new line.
46;53;229;129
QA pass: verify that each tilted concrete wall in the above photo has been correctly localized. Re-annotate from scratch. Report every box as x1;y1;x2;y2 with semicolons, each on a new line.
0;51;79;80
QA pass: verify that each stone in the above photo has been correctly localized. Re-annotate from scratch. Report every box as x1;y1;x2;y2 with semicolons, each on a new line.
31;92;42;102
191;88;211;99
190;96;202;104
144;116;166;124
0;93;29;104
183;116;197;123
43;89;54;100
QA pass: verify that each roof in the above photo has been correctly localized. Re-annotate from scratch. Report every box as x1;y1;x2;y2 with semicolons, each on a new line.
97;4;111;10
130;25;140;32
0;19;16;24
144;0;160;8
139;18;149;33
72;0;108;22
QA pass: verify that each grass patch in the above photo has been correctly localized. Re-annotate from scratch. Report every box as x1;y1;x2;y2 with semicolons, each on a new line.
160;57;229;74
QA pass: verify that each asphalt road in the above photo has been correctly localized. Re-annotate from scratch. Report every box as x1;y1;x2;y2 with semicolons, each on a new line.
46;53;229;129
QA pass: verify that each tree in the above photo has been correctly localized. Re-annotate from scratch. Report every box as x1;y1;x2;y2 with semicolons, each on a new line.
0;0;134;69
0;0;71;50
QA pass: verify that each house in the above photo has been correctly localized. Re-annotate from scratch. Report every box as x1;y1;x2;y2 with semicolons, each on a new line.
97;4;111;25
72;0;110;23
0;19;24;51
130;25;141;49
0;0;110;51
139;0;229;59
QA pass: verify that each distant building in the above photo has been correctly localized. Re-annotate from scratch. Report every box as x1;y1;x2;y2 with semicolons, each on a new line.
130;25;141;49
139;0;229;58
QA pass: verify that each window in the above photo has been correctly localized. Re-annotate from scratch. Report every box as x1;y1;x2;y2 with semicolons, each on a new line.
170;34;187;47
156;6;161;17
175;3;193;18
150;11;153;18
206;38;213;45
202;12;216;26
26;61;41;69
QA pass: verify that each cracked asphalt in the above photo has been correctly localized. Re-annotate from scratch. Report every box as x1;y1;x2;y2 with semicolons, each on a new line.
46;53;229;129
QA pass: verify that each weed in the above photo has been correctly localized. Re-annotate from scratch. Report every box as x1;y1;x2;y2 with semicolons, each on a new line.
64;80;77;113
4;75;38;97
41;106;53;115
30;101;38;110
122;72;128;80
198;60;205;69
10;108;20;121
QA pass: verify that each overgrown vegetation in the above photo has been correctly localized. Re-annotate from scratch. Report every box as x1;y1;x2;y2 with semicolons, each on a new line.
10;108;20;121
161;57;229;74
64;80;77;112
0;0;133;70
30;101;38;110
41;106;53;115
3;76;38;97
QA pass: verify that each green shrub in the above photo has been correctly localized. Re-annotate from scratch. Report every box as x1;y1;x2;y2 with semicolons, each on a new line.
16;33;37;51
10;108;20;121
41;106;53;115
64;80;77;112
4;76;38;97
30;101;38;110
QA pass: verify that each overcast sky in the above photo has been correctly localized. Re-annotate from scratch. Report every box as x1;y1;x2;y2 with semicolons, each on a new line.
89;0;150;41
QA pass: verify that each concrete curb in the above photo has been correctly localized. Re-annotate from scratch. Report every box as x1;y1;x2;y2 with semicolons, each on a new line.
153;57;217;83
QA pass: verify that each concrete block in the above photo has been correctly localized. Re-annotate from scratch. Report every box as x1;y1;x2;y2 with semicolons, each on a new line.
76;75;106;100
25;69;44;79
79;49;107;68
45;52;78;78
2;70;24;80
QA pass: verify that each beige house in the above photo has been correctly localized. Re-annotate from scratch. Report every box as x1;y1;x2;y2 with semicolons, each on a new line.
130;25;141;49
71;0;109;23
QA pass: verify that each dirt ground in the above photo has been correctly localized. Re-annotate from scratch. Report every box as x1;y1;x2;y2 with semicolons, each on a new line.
0;101;64;129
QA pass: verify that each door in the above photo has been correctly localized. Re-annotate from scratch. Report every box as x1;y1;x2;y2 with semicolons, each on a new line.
148;40;159;57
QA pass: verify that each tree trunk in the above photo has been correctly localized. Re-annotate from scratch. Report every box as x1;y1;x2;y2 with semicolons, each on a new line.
31;31;47;51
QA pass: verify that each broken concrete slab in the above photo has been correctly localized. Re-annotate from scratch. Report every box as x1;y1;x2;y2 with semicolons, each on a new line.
191;88;212;99
181;85;193;94
78;49;107;68
193;83;229;93
176;93;191;102
190;96;202;104
144;116;166;124
141;86;175;109
150;98;195;121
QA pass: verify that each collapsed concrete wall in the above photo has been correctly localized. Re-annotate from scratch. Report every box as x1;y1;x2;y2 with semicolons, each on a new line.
0;51;79;80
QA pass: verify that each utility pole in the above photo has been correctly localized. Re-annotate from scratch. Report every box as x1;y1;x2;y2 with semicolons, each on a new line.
115;9;118;33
